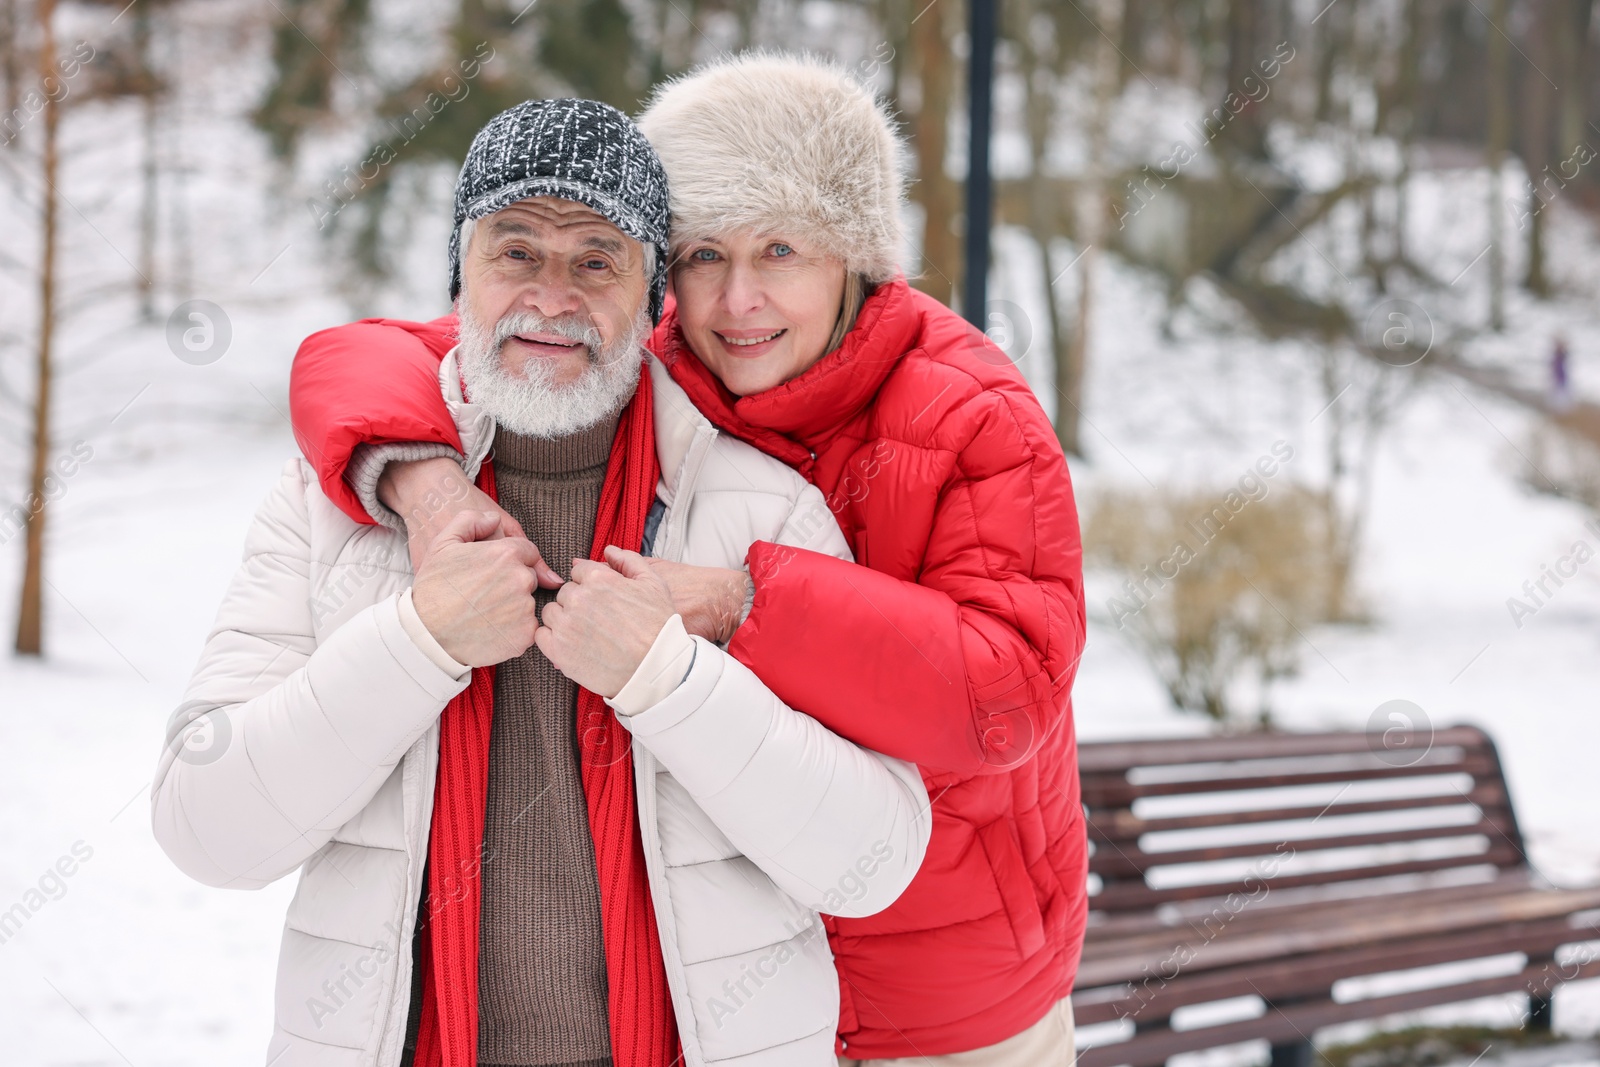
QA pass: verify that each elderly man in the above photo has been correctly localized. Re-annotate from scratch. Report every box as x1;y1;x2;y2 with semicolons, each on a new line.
152;99;928;1067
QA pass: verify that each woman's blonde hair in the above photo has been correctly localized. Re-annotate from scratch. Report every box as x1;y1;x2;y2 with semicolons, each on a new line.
825;273;872;356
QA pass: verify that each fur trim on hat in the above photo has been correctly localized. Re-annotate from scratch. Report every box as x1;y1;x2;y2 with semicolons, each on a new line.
637;52;908;283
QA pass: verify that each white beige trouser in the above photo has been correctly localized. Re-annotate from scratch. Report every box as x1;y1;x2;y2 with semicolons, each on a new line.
837;998;1076;1067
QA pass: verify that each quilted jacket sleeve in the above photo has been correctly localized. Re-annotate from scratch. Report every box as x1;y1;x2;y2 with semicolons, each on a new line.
730;382;1087;777
620;482;930;917
622;639;929;917
150;460;468;889
289;317;459;524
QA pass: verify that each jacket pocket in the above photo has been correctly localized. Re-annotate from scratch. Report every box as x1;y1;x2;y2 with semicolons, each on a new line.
978;819;1046;959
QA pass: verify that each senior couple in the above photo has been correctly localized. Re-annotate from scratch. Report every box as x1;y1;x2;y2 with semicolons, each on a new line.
153;54;1088;1067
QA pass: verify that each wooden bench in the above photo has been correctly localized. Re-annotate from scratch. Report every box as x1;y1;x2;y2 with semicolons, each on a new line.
1070;727;1600;1067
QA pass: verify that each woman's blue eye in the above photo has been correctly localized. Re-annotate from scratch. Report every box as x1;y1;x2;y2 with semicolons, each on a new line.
771;243;793;257
692;248;718;262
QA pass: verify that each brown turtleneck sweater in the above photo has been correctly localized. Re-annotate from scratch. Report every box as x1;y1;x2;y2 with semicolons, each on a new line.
477;413;619;1067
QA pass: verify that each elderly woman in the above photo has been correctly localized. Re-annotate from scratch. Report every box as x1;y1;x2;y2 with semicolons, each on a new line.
289;55;1087;1067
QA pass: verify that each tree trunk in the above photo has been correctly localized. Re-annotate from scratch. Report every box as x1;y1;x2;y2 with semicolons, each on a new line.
137;5;158;321
909;0;960;304
1559;0;1594;158
1;0;21;120
1220;0;1266;160
1486;0;1510;330
1015;0;1077;453
1521;0;1560;297
1062;0;1121;456
16;0;58;656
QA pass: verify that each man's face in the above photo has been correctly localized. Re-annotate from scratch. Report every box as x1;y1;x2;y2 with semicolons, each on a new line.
460;197;649;387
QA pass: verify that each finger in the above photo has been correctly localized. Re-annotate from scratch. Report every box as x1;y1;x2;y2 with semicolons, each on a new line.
540;601;565;630
497;508;529;541
498;538;552;573
465;510;506;543
603;545;655;580
533;554;565;589
429;510;501;552
490;535;563;588
569;558;613;584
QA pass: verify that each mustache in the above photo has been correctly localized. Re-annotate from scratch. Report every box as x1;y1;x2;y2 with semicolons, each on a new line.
492;311;605;358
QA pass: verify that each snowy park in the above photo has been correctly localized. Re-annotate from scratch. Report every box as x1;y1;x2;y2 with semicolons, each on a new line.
3;1;1600;1065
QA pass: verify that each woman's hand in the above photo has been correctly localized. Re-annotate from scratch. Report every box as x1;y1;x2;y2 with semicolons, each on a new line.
380;456;563;587
613;551;750;644
535;547;677;698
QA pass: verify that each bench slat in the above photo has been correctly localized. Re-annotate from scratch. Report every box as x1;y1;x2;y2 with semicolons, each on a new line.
1077;728;1491;772
1094;844;1527;911
1076;887;1600;986
1090;820;1503;877
1074;957;1600;1067
1087;788;1507;842
1082;872;1542;938
1083;754;1496;806
1073;914;1599;1026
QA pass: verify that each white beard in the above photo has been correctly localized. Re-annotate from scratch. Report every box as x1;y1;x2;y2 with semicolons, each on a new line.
455;301;649;438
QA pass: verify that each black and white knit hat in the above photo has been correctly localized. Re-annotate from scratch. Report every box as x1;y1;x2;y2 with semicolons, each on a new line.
448;98;672;322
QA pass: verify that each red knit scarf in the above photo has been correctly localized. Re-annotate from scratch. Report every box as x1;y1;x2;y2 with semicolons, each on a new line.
413;374;678;1067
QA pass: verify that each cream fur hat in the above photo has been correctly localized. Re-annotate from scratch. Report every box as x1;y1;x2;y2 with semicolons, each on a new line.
636;52;909;284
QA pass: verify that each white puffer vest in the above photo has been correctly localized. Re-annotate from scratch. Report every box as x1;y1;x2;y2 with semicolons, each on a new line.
151;355;930;1067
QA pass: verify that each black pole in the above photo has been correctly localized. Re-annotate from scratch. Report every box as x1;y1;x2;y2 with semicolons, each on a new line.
963;0;997;328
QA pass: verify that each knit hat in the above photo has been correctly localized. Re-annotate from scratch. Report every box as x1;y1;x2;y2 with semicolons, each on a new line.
448;98;672;322
637;53;908;283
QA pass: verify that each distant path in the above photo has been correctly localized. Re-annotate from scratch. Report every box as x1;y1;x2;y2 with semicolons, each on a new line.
1430;355;1600;447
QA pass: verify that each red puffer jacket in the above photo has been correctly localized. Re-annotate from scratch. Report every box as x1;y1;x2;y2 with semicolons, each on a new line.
287;277;1088;1058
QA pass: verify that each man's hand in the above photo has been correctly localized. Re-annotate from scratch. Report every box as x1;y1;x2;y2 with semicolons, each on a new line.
382;456;562;587
535;546;676;698
625;552;750;644
412;511;546;667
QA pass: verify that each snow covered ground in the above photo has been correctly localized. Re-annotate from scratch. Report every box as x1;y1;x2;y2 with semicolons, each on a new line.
2;21;1599;1065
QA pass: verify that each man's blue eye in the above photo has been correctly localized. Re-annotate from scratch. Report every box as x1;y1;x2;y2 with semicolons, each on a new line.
771;244;793;257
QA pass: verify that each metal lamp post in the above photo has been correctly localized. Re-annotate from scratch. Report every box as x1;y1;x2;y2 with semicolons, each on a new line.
962;0;997;329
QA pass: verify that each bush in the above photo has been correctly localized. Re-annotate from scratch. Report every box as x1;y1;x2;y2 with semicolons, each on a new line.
1084;483;1334;725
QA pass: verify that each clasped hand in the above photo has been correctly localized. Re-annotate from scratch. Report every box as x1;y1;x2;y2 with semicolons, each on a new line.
533;547;676;698
402;457;752;694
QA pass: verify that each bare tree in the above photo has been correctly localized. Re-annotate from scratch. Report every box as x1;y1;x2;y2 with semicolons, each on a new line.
907;0;959;303
1061;0;1121;457
1486;0;1509;330
15;0;59;655
1013;0;1075;452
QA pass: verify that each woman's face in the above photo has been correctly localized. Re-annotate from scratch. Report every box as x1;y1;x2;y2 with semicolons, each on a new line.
671;231;847;397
